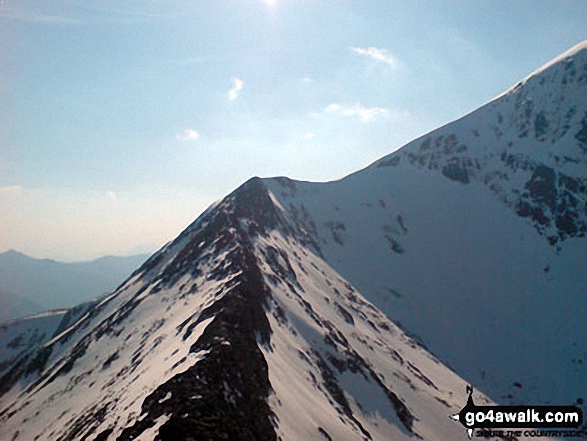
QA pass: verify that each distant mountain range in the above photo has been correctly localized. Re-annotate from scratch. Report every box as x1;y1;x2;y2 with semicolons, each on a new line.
0;250;149;322
0;41;585;440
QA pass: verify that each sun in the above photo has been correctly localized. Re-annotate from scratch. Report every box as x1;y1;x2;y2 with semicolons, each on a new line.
262;0;277;10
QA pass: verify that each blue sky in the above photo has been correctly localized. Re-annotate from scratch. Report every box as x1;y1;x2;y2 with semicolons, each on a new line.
1;0;586;261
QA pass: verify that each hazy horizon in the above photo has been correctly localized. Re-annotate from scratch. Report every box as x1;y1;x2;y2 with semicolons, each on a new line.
1;0;586;261
0;247;151;263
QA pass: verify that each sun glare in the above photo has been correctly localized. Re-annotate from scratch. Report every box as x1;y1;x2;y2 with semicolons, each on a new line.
263;0;277;10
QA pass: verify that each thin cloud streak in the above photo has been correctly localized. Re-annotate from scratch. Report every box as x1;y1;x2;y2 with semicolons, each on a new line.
350;46;398;66
0;3;172;25
0;7;80;24
323;103;391;121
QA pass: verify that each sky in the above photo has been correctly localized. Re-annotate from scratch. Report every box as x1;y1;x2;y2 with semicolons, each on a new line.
1;0;586;261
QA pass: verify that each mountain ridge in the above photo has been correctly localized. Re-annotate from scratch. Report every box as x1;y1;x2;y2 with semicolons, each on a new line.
1;177;481;440
262;40;587;411
1;41;586;440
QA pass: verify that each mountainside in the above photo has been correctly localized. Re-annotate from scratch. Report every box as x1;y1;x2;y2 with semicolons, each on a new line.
0;178;483;441
1;42;585;441
0;251;149;322
264;41;587;410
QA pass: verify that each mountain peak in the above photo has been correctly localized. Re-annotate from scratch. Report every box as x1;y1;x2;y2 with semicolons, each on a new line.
0;249;30;260
263;41;587;421
499;39;587;99
366;41;587;246
2;42;586;441
0;169;479;440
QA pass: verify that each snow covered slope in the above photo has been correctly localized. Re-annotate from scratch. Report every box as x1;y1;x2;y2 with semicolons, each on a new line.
0;178;487;441
1;41;584;441
264;41;587;410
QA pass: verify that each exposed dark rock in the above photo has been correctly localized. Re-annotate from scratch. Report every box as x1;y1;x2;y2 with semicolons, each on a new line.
115;180;278;441
314;335;414;437
101;352;119;370
377;155;401;167
534;111;550;141
94;428;114;441
575;111;587;152
261;245;299;287
324;221;346;246
117;274;276;440
313;352;372;439
336;303;354;326
442;158;470;184
318;427;333;440
525;165;557;212
60;404;110;441
385;236;405;254
407;361;438;390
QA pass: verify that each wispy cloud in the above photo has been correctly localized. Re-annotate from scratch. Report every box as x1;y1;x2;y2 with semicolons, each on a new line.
323;102;390;121
176;129;200;141
228;77;244;100
71;4;172;23
105;190;117;201
0;3;171;25
350;47;398;66
0;7;80;24
304;132;314;139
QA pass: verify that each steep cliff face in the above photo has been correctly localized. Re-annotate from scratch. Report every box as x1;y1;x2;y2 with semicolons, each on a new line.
264;42;587;410
0;178;476;441
373;41;587;246
2;40;585;441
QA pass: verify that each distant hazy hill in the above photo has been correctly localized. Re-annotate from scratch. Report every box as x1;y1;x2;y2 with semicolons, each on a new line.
1;42;585;441
0;250;149;322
